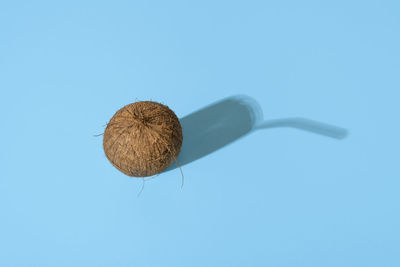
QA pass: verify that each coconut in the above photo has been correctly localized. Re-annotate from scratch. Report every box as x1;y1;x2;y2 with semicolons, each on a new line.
103;101;183;177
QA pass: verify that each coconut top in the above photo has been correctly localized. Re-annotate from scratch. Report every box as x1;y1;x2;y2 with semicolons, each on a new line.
103;101;183;177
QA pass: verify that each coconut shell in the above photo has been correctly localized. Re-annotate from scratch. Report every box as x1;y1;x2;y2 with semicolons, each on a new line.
103;101;183;177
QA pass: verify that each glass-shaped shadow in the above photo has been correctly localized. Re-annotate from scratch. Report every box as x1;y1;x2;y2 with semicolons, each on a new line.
165;95;348;172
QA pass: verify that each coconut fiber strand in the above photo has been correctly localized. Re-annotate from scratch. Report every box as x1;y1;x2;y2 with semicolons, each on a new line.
103;101;183;177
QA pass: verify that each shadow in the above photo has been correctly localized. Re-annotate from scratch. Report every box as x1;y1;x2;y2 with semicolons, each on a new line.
255;118;348;139
165;95;348;172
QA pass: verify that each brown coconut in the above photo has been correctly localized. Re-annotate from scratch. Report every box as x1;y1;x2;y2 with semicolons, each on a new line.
103;101;183;177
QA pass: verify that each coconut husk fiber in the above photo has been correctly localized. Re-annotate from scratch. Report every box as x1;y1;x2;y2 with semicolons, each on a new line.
103;101;183;177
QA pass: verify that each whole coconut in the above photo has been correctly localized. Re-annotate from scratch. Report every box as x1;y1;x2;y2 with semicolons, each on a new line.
103;101;183;177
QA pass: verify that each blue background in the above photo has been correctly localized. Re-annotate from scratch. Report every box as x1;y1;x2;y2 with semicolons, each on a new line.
1;0;399;266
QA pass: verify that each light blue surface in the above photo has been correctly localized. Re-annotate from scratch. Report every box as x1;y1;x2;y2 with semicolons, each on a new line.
1;1;399;266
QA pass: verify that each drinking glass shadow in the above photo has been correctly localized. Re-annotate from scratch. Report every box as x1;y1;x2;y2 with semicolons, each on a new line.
165;95;348;172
